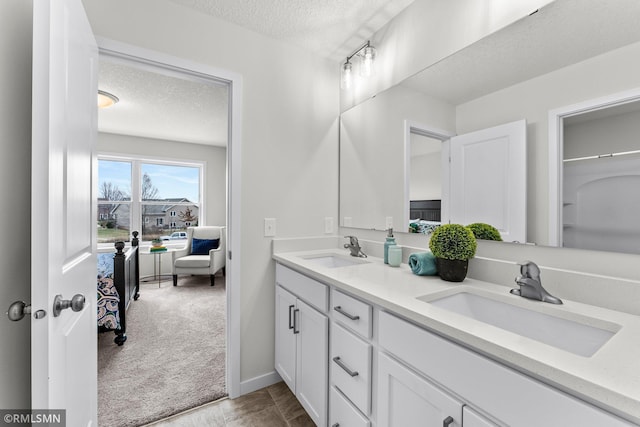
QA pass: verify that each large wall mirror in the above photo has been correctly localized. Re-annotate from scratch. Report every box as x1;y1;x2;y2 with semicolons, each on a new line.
339;0;640;254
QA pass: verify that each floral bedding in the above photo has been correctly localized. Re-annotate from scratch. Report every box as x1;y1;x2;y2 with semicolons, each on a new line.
97;253;120;330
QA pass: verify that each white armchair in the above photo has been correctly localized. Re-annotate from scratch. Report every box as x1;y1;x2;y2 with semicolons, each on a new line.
172;226;226;286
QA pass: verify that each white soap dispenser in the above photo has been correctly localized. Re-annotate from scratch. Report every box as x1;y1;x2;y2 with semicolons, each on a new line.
384;228;396;264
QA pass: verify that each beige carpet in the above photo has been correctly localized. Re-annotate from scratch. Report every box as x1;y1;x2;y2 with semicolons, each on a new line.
98;275;227;427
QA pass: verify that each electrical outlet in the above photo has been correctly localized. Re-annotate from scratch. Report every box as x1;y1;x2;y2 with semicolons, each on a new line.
324;217;334;234
264;218;276;237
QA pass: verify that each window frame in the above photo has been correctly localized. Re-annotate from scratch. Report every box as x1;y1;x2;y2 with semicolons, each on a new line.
97;153;206;247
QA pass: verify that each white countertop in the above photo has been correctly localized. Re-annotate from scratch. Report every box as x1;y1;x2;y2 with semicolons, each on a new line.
273;247;640;424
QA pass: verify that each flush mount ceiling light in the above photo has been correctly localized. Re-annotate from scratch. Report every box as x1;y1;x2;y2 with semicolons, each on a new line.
97;90;119;108
341;40;377;90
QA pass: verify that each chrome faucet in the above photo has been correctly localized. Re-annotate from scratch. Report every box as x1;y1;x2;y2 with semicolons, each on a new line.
511;261;562;304
344;236;367;258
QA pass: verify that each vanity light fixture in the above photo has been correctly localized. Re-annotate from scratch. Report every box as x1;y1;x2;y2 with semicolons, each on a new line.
340;40;377;90
97;90;119;109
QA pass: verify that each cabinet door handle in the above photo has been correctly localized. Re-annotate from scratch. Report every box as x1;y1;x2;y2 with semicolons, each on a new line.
293;308;300;334
443;416;454;427
288;304;295;329
333;305;360;320
332;356;359;377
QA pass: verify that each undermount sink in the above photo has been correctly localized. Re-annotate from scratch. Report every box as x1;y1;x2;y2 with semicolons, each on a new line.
302;253;369;268
418;290;619;357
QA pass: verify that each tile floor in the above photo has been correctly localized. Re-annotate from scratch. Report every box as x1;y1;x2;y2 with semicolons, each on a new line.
145;382;315;427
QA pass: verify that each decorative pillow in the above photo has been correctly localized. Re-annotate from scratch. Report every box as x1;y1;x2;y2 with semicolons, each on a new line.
191;238;219;255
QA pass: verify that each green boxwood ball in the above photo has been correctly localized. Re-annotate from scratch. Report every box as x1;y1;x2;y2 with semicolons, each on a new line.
467;223;503;241
429;224;477;260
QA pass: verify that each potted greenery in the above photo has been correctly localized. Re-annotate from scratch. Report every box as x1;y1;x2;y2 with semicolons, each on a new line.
467;223;503;241
429;224;477;282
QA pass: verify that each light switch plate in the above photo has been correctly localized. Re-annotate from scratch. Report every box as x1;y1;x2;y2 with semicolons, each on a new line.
264;218;276;237
324;217;334;234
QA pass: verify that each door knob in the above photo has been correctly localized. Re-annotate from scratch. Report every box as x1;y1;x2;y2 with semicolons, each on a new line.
7;301;46;321
53;294;85;317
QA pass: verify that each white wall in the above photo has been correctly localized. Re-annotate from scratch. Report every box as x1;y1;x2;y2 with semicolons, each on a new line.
340;0;553;111
82;0;339;387
564;108;640;159
410;155;441;201
0;0;32;409
97;132;227;227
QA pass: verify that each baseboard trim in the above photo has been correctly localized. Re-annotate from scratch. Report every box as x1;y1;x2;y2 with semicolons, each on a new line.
239;371;282;396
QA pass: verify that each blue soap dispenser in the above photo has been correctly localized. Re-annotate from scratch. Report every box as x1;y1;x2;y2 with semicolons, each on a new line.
384;228;396;264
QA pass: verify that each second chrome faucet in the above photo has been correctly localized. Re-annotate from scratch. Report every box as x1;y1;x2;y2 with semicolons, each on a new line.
344;235;367;258
511;261;562;304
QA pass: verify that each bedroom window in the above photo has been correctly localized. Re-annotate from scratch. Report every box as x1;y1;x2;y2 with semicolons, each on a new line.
98;157;203;244
98;160;132;243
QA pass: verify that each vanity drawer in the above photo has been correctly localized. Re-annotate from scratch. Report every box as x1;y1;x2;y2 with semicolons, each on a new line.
332;289;372;338
276;263;328;312
330;386;370;427
331;323;372;415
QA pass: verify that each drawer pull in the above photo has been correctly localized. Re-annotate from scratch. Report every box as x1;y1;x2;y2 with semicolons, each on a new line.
334;305;360;321
333;356;359;377
288;304;295;329
443;416;454;427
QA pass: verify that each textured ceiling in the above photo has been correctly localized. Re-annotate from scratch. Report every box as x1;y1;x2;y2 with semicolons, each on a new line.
98;60;229;146
168;0;414;60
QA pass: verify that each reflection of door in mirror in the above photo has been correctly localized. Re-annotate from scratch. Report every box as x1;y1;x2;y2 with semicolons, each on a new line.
448;120;527;243
562;100;640;255
404;120;527;242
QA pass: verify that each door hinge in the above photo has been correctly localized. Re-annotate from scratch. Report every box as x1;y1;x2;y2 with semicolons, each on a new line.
228;250;232;260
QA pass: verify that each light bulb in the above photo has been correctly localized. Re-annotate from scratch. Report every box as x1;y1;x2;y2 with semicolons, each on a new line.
341;61;353;90
360;45;376;77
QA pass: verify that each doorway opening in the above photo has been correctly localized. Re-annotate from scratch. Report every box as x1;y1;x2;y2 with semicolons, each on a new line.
94;43;241;425
403;121;453;233
549;88;640;253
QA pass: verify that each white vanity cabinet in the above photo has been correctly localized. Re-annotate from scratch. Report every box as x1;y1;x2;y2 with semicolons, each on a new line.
274;261;635;427
378;311;634;427
275;264;329;427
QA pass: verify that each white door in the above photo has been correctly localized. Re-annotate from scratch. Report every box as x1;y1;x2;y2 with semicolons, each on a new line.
377;353;462;427
275;285;297;392
296;299;328;427
31;0;98;425
448;120;527;242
